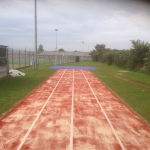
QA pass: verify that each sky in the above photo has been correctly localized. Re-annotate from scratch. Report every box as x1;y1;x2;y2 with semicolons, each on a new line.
0;0;150;52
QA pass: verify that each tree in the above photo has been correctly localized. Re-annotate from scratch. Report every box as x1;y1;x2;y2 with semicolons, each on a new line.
90;50;99;62
130;40;150;69
95;44;105;52
58;48;65;52
90;44;106;62
38;44;44;53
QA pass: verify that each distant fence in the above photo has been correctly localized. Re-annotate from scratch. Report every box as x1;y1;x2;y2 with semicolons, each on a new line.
8;50;91;69
41;55;76;65
8;50;34;69
39;51;91;65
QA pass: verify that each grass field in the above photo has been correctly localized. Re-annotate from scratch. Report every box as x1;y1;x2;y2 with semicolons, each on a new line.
0;60;150;125
0;63;55;117
67;61;150;125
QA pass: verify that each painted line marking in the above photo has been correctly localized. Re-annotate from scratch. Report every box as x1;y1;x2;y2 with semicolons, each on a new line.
81;70;126;150
17;70;66;150
70;70;74;150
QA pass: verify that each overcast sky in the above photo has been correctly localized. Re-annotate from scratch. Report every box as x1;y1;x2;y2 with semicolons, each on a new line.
0;0;150;52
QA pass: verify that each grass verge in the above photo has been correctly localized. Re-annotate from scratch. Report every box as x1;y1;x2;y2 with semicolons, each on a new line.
0;63;55;117
66;60;150;124
1;60;150;125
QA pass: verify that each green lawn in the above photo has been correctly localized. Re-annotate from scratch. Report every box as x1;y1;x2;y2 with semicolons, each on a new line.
0;63;55;117
93;64;150;123
0;60;150;126
67;61;150;125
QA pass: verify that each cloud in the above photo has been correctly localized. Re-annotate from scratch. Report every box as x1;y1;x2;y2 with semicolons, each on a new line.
0;0;150;51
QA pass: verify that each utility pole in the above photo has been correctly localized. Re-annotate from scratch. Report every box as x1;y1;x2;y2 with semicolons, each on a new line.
34;0;38;69
55;29;58;65
82;42;84;60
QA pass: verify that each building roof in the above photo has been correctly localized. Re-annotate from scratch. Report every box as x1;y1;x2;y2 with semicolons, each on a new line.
0;45;8;48
39;51;90;56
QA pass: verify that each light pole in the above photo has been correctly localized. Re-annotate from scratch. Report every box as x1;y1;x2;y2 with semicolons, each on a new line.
34;0;38;69
55;29;58;65
82;42;84;60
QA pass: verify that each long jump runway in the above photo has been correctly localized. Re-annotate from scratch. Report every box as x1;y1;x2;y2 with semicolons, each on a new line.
0;70;150;150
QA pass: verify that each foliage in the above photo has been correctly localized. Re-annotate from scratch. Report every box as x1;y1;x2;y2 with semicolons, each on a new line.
145;50;150;72
90;40;150;73
89;44;106;62
58;48;65;52
90;50;99;62
38;44;44;53
95;44;105;52
129;40;150;69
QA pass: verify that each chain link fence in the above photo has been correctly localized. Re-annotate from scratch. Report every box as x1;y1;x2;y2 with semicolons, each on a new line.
41;55;76;65
8;50;91;69
8;50;34;69
39;51;91;65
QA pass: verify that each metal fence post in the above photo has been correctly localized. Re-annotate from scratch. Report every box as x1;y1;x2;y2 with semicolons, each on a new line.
6;48;9;76
12;49;14;69
28;51;30;66
19;50;20;68
25;49;26;67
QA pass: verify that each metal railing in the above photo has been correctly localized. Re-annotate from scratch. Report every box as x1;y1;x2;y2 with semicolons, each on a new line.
8;50;34;69
8;50;92;69
41;55;76;65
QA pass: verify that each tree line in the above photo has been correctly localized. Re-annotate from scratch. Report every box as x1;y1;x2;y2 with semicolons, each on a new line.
90;40;150;73
38;44;66;53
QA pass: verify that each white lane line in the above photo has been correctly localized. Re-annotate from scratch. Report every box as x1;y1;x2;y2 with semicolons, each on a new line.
17;70;66;150
81;70;126;150
70;69;74;150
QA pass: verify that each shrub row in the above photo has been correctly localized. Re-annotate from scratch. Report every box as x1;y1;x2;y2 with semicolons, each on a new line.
90;40;150;73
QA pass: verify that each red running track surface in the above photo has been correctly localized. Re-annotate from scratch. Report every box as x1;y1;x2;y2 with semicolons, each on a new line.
0;70;150;150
